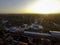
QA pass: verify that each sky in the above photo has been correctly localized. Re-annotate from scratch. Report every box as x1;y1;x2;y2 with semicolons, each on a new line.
0;0;60;14
0;0;34;13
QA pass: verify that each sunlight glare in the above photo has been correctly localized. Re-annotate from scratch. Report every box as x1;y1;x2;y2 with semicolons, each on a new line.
25;0;60;14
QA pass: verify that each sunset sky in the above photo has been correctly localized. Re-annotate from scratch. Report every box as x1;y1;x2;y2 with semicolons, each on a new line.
0;0;60;14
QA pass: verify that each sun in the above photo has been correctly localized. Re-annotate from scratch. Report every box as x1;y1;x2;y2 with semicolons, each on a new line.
24;0;60;14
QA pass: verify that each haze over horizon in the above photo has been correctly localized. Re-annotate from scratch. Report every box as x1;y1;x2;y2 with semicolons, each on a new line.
0;0;60;14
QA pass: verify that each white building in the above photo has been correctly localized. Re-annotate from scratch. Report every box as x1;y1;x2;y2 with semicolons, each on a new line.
50;31;60;38
21;24;29;30
29;23;43;30
2;19;8;24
